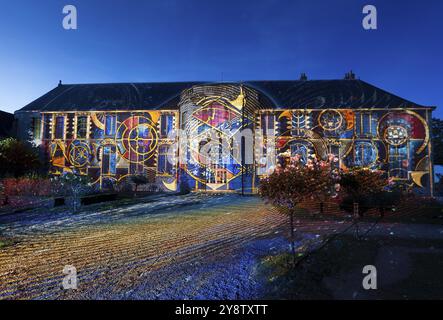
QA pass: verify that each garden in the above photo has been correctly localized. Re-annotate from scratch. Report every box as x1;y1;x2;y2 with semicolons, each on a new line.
0;138;166;214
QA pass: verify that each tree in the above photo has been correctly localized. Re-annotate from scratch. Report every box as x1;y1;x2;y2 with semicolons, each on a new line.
339;168;389;217
0;138;40;178
51;172;92;213
259;155;337;263
313;154;341;214
432;118;443;165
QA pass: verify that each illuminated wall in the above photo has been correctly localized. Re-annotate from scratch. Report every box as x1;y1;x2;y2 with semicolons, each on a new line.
36;84;433;195
177;84;433;195
39;111;179;191
264;108;433;195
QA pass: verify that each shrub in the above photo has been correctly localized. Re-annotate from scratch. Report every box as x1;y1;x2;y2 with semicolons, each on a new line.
339;168;390;217
371;189;403;216
1;177;52;197
51;172;93;212
0;138;40;178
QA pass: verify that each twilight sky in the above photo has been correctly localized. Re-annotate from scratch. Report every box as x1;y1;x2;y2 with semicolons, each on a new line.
0;0;442;117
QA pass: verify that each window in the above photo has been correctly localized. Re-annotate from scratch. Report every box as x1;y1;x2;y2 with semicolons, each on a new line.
389;145;409;179
105;115;116;136
158;145;174;174
76;116;88;139
101;145;116;175
160;114;174;137
357;112;372;136
66;114;74;139
354;142;377;167
261;113;275;136
32;117;42;140
54;116;65;139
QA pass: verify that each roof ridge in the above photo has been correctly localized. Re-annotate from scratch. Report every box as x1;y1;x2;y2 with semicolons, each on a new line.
17;79;431;112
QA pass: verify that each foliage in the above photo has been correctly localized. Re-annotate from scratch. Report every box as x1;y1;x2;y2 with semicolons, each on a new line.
372;189;402;214
0;138;40;178
1;176;52;197
0;181;6;206
51;172;93;212
432;118;443;165
259;155;339;214
339;168;401;216
259;154;338;262
339;168;388;200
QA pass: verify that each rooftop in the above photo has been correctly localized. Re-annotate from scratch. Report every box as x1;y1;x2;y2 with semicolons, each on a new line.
17;78;430;112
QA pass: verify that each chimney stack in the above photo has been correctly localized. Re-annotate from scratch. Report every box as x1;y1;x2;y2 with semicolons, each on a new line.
299;73;308;81
58;80;62;87
344;70;356;80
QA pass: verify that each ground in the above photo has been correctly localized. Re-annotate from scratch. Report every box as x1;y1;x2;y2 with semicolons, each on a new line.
0;193;442;300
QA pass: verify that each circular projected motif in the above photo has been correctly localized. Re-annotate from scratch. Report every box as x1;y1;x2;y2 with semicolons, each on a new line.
117;116;158;162
319;110;344;131
354;142;377;167
384;125;408;146
69;140;91;168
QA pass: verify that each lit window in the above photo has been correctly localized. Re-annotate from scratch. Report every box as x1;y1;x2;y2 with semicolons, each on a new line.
32;117;42;140
105;115;116;136
160;114;174;137
158;145;174;174
261;113;274;136
101;145;116;175
54;116;65;139
43;114;52;139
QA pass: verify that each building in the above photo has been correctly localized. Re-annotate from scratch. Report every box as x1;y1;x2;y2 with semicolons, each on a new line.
0;110;14;138
14;74;435;195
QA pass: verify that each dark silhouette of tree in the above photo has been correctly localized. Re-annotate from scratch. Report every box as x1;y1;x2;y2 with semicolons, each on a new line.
339;168;389;217
0;138;40;178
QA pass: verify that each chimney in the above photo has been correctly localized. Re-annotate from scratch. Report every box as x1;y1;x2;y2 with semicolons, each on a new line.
344;70;356;80
299;73;308;81
58;80;62;87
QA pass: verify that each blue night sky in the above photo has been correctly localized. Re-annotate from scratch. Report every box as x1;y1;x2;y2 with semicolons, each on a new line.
0;0;442;117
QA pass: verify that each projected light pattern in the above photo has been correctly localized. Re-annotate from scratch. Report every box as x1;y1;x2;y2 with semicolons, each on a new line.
38;84;433;194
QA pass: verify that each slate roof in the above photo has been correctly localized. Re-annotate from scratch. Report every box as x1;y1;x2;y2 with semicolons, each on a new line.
17;79;430;112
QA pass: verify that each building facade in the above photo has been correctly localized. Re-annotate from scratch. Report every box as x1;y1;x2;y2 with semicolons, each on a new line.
14;76;435;195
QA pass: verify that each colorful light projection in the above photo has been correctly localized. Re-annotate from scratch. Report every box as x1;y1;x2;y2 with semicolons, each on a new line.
42;111;178;189
273;108;431;193
39;85;433;195
183;101;246;191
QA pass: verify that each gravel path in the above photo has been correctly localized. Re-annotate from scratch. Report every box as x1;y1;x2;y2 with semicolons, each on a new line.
0;194;351;300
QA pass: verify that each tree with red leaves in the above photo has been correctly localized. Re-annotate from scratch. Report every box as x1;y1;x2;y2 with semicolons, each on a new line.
259;155;338;263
